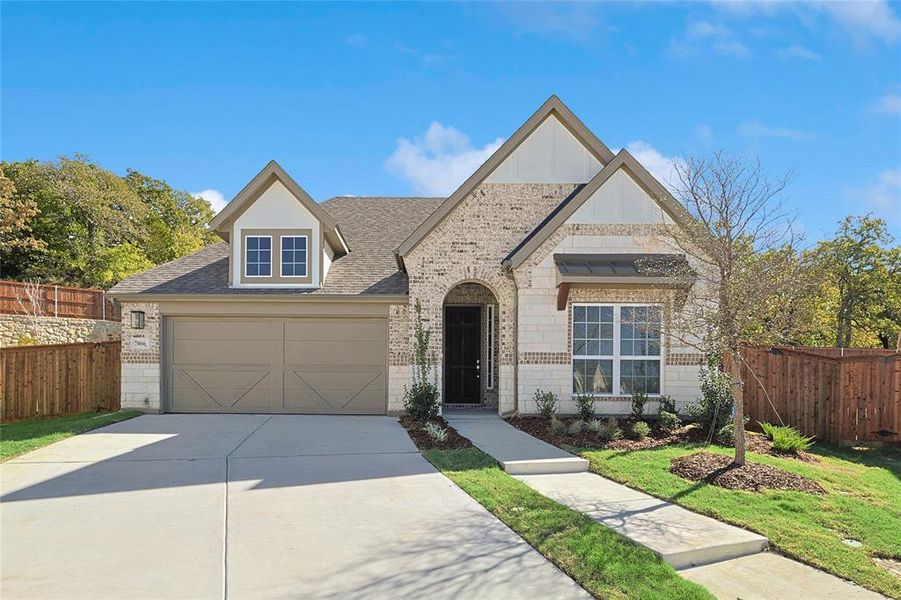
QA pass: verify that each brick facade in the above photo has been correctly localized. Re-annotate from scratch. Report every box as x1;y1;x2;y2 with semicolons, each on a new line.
403;183;577;414
120;302;162;412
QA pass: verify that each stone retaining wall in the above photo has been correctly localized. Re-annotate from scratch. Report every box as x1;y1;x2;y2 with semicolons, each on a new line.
0;314;121;347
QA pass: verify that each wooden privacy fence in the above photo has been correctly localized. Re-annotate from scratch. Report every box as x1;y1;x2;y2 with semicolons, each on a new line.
737;346;901;445
0;341;121;421
0;280;120;321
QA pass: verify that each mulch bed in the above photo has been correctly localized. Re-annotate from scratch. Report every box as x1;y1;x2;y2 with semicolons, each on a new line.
399;416;473;451
507;416;707;450
670;451;825;494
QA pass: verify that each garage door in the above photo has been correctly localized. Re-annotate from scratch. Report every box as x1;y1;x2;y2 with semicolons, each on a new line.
167;317;387;414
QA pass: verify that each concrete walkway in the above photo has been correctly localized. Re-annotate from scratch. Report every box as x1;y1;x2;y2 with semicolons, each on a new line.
450;415;886;599
445;411;588;474
1;414;588;599
519;471;767;569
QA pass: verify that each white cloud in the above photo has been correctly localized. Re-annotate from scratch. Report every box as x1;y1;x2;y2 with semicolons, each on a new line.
854;169;901;226
624;141;684;190
713;0;901;45
494;2;602;41
384;122;504;195
738;120;818;140
874;91;901;114
670;20;750;58
776;44;822;61
192;189;228;213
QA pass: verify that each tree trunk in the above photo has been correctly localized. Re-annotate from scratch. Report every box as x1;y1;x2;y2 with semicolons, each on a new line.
728;349;746;466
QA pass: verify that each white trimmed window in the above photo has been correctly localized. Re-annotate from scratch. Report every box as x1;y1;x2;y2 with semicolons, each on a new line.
245;236;272;277
572;304;662;396
280;235;308;277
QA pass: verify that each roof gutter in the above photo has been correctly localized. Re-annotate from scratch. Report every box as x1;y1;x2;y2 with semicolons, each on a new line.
109;292;409;304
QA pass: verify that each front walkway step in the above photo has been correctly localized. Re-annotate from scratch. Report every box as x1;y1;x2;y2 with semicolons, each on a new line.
518;472;768;569
680;552;884;599
445;416;589;475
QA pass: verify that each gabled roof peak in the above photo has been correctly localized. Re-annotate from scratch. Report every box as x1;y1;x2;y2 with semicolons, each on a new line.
394;95;615;262
207;160;348;255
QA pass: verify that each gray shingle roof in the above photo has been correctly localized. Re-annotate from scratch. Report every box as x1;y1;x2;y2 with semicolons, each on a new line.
109;196;442;296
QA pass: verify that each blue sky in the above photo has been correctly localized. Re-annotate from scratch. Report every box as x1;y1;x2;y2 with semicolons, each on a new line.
3;1;900;242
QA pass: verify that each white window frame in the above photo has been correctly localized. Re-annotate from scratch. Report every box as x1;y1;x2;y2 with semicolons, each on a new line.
245;235;273;278
279;234;309;278
571;303;664;397
486;304;496;390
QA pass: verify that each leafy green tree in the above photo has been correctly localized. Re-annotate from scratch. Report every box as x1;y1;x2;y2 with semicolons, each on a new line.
813;216;901;348
0;167;45;268
124;170;216;264
1;156;218;288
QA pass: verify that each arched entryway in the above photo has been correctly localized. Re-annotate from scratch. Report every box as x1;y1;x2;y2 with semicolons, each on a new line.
442;282;500;410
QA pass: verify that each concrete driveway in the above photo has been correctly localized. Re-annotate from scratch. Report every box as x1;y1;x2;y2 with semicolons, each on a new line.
0;415;587;599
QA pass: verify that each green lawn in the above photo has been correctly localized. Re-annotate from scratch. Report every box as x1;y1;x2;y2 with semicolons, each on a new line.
424;447;713;600
579;442;901;599
1;411;141;461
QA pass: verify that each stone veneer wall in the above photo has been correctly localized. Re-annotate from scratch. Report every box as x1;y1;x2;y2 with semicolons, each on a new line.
512;223;707;416
120;302;162;412
0;314;121;347
387;303;411;414
404;183;578;415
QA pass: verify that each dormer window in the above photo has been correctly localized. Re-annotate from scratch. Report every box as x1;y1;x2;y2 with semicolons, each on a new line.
245;236;272;277
280;235;308;278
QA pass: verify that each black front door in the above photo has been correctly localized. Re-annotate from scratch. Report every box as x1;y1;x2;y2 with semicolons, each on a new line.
445;306;481;404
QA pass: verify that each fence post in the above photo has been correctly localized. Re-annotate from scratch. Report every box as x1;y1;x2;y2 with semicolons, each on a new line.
101;292;106;320
54;285;58;317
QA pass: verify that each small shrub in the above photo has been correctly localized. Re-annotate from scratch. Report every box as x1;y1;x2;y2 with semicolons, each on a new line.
716;417;750;445
759;421;777;440
658;410;681;432
631;392;648;420
658;395;676;415
597;417;622;442
759;422;815;453
534;390;558;419
423;422;448;442
629;420;651;440
568;419;585;435
587;418;602;433
687;364;734;435
549;416;567;434
575;394;595;421
403;301;440;422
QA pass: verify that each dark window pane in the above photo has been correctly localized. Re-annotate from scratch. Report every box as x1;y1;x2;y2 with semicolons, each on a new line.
599;340;613;355
259;237;271;250
573;305;586;322
600;306;614;322
247;237;258;250
588;324;600;339
587;306;600;322
247;263;259;276
587;340;599;355
573;339;587;355
574;323;587;339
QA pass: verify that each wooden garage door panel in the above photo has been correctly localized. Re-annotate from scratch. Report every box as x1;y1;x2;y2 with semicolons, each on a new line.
173;340;271;365
284;368;385;414
172;368;274;412
168;316;387;414
284;319;386;343
284;340;385;366
174;319;271;338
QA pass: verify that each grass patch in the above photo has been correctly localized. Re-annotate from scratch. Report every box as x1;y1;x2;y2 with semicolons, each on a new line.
1;411;141;461
580;442;901;599
423;447;713;600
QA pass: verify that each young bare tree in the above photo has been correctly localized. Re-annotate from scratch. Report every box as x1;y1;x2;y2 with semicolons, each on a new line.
16;279;47;341
654;151;805;466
